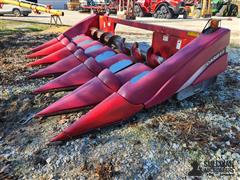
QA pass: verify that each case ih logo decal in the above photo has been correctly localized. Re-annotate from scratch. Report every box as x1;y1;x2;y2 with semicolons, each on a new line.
207;48;226;67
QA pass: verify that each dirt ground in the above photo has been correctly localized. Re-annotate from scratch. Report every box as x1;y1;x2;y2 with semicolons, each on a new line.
0;19;240;179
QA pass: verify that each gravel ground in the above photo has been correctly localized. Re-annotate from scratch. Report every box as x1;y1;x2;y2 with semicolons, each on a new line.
0;27;240;179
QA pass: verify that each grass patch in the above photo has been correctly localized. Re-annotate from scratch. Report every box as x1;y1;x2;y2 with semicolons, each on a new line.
229;43;240;48
0;19;50;35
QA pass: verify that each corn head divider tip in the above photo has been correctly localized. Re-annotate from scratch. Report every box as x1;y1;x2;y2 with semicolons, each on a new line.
27;15;230;142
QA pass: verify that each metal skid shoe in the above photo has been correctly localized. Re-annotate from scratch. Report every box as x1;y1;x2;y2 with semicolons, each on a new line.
175;77;217;101
26;15;230;142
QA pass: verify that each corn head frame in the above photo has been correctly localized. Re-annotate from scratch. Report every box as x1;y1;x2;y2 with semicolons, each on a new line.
26;15;230;142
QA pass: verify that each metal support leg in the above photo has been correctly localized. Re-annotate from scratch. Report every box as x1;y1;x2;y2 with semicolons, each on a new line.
50;15;63;26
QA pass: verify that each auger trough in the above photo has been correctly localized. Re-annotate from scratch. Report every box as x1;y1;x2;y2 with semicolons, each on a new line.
26;15;230;142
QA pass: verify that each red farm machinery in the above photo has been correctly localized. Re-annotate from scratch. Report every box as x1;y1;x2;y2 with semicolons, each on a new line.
78;0;187;18
135;0;187;18
79;0;118;14
25;15;230;142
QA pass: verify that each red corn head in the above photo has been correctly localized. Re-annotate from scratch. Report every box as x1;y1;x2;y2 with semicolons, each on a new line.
50;93;143;142
26;41;66;59
28;39;102;66
32;54;132;92
33;62;96;93
35;77;114;117
26;46;74;67
29;50;88;78
30;38;59;53
29;45;113;78
28;37;97;66
35;63;150;117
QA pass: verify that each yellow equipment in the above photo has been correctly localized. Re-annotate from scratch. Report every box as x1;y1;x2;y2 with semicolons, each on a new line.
67;0;80;11
187;0;212;18
201;0;211;17
0;0;64;16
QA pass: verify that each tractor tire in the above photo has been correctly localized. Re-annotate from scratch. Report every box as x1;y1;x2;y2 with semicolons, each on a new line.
229;4;238;16
134;5;144;17
173;14;179;18
217;5;227;16
192;9;201;18
183;11;188;19
13;9;21;17
23;13;29;17
155;5;173;19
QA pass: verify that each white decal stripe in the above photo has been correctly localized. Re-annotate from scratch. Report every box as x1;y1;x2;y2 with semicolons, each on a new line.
177;63;208;93
177;49;226;93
